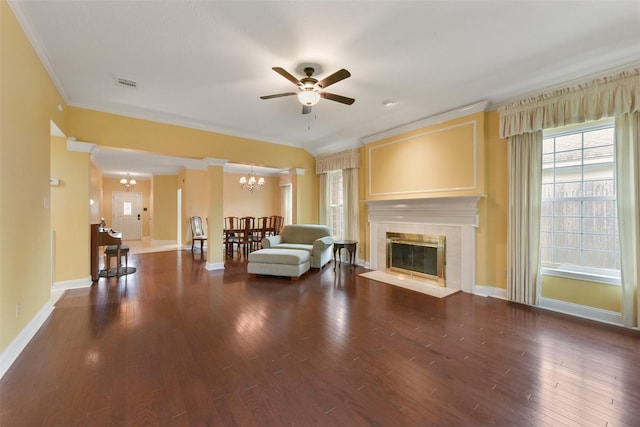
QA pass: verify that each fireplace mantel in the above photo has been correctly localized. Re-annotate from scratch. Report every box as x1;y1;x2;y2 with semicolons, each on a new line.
365;196;483;226
366;195;484;293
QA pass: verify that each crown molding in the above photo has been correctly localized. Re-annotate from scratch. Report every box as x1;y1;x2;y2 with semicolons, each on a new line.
7;1;69;101
360;100;489;145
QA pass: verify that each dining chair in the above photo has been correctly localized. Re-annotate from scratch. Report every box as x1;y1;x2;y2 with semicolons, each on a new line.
224;216;240;256
239;216;255;256
271;215;284;235
189;216;207;251
252;217;270;250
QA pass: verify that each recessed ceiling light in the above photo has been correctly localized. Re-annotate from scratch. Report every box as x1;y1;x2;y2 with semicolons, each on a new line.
382;99;395;107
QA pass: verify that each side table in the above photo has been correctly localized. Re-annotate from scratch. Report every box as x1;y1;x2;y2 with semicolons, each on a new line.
333;240;357;269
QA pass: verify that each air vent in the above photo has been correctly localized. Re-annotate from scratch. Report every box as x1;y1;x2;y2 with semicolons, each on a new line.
116;77;137;88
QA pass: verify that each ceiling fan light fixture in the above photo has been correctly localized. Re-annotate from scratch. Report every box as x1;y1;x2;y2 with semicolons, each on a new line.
298;90;321;106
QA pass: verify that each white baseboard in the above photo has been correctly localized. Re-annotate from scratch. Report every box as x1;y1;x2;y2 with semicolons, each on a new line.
539;297;623;326
473;284;508;299
472;286;622;326
205;262;225;271
52;276;92;292
0;299;55;380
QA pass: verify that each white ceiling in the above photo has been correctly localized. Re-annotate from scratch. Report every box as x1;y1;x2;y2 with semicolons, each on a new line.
12;0;640;177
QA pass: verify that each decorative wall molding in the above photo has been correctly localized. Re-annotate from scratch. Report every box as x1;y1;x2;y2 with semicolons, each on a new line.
361;100;488;145
367;120;478;197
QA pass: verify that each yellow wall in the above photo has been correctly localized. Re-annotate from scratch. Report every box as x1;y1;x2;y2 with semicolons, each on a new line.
361;112;488;285
480;110;508;290
65;107;317;187
50;136;90;283
360;108;619;312
223;173;281;220
182;169;210;245
65;106;318;245
152;175;178;241
89;161;103;224
542;275;621;312
2;0;626;359
0;1;67;352
365;113;486;200
138;179;152;237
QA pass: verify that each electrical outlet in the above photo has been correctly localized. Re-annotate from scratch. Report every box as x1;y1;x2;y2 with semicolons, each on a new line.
16;303;21;317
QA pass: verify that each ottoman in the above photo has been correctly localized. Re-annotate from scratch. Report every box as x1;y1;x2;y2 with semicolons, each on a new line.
247;248;311;280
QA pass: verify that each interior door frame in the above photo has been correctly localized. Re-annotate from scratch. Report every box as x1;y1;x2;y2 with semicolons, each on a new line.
112;191;143;240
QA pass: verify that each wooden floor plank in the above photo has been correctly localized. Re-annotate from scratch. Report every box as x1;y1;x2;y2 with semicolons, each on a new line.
1;251;639;426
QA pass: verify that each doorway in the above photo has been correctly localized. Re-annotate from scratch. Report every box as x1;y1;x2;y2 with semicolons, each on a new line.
112;191;143;240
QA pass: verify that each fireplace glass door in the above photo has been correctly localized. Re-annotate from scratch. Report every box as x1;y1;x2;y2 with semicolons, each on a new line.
386;233;445;285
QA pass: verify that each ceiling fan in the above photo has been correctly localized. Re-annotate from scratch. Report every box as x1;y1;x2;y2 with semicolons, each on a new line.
260;66;355;114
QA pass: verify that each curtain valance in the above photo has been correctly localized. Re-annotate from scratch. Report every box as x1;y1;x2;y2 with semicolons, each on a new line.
315;148;360;174
499;69;640;138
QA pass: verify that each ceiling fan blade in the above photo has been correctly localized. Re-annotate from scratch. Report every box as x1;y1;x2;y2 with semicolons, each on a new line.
302;105;312;115
317;69;351;89
272;67;301;86
320;92;355;105
260;92;297;100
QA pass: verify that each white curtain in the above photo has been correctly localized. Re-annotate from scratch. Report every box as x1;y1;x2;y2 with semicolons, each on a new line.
615;111;640;328
342;168;359;242
279;173;293;225
281;184;292;226
316;148;360;232
507;131;543;305
318;173;328;226
500;67;640;313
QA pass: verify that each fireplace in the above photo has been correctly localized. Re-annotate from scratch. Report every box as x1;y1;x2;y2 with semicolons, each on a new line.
386;233;445;286
366;196;482;293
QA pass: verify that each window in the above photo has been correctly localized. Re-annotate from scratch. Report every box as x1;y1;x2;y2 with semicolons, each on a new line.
328;170;343;240
541;119;620;284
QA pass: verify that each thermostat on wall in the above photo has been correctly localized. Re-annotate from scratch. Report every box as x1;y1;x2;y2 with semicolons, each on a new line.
49;178;60;186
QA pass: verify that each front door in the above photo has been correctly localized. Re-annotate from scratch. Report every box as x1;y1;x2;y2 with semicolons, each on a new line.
112;191;142;240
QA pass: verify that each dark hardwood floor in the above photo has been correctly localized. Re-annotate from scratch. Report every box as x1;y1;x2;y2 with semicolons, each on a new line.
1;250;639;426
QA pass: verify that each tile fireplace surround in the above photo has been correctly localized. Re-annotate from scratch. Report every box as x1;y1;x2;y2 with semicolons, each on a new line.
366;196;483;293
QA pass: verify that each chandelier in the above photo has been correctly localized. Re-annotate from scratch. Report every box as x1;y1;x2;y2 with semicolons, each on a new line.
120;176;136;191
239;165;265;193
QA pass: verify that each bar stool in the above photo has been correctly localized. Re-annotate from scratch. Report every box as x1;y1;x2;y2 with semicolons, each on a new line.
104;244;130;276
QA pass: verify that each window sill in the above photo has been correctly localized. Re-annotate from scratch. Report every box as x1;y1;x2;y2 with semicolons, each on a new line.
541;267;621;286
